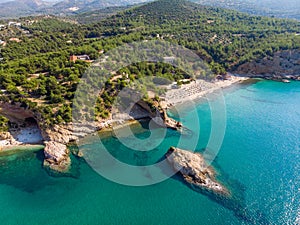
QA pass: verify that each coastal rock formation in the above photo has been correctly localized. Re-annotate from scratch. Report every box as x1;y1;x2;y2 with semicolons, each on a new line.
0;99;183;173
0;102;35;122
0;132;20;150
0;132;13;140
42;123;98;145
43;141;71;173
161;110;182;130
166;147;229;196
234;49;300;78
113;94;183;130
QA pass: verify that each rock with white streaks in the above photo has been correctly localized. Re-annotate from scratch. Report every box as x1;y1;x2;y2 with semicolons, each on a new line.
166;147;230;196
43;141;71;173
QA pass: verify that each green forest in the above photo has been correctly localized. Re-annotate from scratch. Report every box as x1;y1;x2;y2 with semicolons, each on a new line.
0;0;299;128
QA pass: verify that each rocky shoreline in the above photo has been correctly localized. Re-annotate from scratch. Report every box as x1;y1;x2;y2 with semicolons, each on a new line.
0;70;296;174
238;74;300;83
234;49;300;78
166;147;230;196
0;77;244;174
0;99;183;173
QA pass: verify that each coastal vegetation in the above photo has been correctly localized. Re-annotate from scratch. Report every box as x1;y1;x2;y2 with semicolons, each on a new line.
0;0;299;129
0;1;299;223
0;115;9;132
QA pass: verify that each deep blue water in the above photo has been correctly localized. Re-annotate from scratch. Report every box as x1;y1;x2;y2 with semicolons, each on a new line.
0;80;299;225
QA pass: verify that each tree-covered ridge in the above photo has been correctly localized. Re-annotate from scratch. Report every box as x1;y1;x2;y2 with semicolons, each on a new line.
89;0;300;72
193;0;300;21
0;0;299;127
72;5;132;24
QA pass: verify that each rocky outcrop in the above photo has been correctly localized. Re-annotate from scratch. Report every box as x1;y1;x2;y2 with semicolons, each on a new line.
42;123;98;145
112;95;183;130
0;102;35;123
0;132;20;149
41;123;100;173
0;132;13;141
234;49;300;78
161;109;182;130
0;99;182;173
43;141;71;173
166;147;229;196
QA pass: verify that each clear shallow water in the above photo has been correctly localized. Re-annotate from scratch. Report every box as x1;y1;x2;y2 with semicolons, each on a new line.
0;80;299;225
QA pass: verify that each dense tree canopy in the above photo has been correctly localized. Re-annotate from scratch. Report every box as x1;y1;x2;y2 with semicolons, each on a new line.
0;0;299;127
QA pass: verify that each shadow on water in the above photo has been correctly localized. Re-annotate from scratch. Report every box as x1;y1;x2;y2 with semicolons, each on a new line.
163;126;194;139
0;148;82;193
200;147;270;224
212;161;270;224
0;150;52;193
35;148;45;162
158;151;271;225
43;154;81;179
222;78;261;94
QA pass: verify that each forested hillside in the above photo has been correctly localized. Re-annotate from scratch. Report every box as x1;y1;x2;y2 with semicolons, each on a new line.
0;0;299;128
194;0;300;21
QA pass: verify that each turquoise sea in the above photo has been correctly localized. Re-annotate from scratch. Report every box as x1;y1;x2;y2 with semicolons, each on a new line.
0;80;299;225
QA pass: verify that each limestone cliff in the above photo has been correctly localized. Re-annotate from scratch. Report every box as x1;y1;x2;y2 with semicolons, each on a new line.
234;49;300;78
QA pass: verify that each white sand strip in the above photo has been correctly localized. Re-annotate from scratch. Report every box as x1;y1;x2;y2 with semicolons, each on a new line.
162;76;247;107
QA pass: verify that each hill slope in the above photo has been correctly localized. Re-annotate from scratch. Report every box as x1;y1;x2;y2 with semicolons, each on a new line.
0;0;151;18
88;0;299;71
0;0;299;129
0;0;52;18
193;0;300;21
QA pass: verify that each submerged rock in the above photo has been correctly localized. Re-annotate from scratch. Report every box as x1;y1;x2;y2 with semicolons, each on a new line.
43;141;71;173
166;147;230;196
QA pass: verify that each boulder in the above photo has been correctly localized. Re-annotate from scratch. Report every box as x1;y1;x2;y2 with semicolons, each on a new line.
166;147;230;196
43;141;71;173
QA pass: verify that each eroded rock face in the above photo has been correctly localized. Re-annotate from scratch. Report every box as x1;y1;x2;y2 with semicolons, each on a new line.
0;132;20;149
234;49;300;77
43;141;71;173
161;109;182;130
0;132;13;140
42;122;106;145
166;147;229;196
0;102;35;123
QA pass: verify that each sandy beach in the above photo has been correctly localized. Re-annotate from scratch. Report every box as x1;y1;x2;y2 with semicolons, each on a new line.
161;75;247;107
